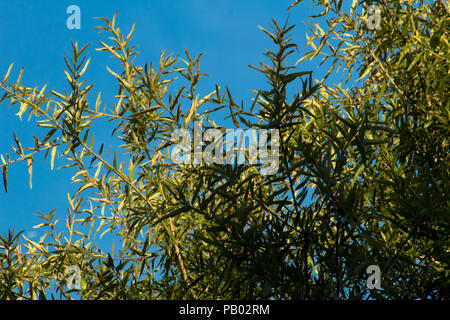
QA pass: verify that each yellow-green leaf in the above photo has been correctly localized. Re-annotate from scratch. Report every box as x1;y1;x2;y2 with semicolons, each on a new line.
51;146;57;170
27;158;33;189
3;63;14;83
16;103;28;120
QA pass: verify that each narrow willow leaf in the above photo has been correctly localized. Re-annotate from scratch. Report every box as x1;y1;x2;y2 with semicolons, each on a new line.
50;90;68;101
2;165;8;193
357;62;374;81
51;146;57;170
13;132;24;155
94;162;102;179
27;158;33;189
3;63;14;83
63;70;73;83
125;23;136;44
78;58;91;77
14;67;24;90
16;103;28;120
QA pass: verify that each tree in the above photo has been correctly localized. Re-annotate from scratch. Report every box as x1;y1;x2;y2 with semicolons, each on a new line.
0;0;448;299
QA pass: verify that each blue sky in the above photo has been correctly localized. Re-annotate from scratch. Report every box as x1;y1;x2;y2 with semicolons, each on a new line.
0;0;326;241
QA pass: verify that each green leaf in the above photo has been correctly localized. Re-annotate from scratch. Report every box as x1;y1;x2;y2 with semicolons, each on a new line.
16;103;28;120
357;61;374;81
78;58;90;77
13;132;24;156
27;158;33;189
2;63;14;83
430;30;441;50
2;165;8;193
51;147;57;170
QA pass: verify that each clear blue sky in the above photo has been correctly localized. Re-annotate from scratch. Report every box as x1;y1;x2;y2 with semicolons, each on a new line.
0;0;326;240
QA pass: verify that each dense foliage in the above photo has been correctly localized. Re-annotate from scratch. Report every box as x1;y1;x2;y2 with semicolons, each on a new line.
0;0;448;299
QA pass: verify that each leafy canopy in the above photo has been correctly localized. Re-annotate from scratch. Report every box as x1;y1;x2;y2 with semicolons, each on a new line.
0;0;448;299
